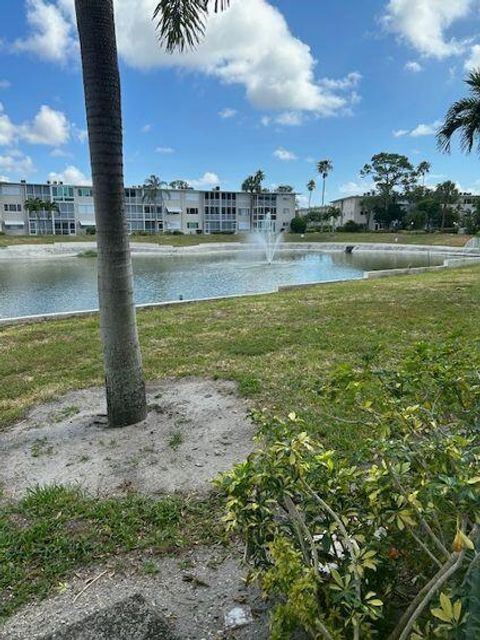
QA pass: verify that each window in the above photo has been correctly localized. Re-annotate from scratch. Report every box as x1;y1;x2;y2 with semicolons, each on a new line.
1;185;21;196
4;204;22;211
187;208;199;215
187;222;199;229
77;188;93;197
78;204;95;215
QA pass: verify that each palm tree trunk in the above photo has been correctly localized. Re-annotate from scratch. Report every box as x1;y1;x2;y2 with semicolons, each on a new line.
308;190;312;211
322;176;326;207
75;0;147;427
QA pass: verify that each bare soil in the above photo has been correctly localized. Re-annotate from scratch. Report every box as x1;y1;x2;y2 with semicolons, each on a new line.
0;379;256;498
0;546;269;639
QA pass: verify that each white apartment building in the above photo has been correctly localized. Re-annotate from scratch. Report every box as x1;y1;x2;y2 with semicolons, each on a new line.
331;192;480;231
0;181;296;237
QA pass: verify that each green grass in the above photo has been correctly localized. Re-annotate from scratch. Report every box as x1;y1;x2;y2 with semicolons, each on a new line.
2;265;480;449
2;265;480;619
0;485;221;619
0;231;472;248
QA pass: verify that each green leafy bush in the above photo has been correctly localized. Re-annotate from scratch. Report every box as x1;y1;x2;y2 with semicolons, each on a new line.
217;341;480;639
290;216;307;234
338;220;365;232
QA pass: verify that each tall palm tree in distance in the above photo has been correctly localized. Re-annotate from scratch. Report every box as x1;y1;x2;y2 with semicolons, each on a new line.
317;160;333;206
75;0;147;427
307;179;316;211
143;174;168;233
416;161;431;187
438;70;480;156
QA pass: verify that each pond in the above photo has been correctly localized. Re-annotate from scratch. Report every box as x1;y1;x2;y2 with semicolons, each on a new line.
0;249;445;319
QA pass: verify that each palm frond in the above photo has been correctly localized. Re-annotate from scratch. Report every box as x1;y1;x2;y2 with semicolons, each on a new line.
437;97;480;153
154;0;230;52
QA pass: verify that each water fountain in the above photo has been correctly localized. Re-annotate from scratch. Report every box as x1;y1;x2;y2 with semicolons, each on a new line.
251;211;284;264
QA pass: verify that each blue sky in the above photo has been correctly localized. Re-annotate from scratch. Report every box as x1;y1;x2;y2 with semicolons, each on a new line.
1;0;480;205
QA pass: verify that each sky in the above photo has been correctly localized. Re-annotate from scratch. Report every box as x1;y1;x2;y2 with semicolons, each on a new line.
1;0;480;206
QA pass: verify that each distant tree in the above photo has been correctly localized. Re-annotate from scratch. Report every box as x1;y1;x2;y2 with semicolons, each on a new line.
416;160;431;186
360;193;381;230
242;170;266;229
24;197;45;234
306;179;316;211
277;185;294;193
325;205;341;232
317;160;333;206
169;180;191;189
360;153;418;227
290;216;307;234
43;200;60;234
143;174;168;232
435;180;460;231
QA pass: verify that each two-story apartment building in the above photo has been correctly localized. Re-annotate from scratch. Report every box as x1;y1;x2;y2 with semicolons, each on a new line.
0;181;296;237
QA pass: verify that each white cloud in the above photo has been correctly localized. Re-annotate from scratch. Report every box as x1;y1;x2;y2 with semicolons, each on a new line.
260;116;271;127
189;172;221;188
155;146;175;154
72;124;87;143
339;181;373;196
393;120;441;137
0;103;71;147
405;61;423;72
48;165;91;185
219;107;237;119
0;103;17;146
141;123;152;133
0;80;11;89
275;112;303;126
383;0;473;58
50;147;72;158
14;0;77;63
16;0;359;117
0;152;36;175
410;120;441;136
273;147;298;161
20;105;70;145
465;44;480;70
0;175;10;182
319;72;362;90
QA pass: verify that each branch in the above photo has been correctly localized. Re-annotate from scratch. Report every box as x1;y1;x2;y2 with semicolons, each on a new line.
303;481;362;640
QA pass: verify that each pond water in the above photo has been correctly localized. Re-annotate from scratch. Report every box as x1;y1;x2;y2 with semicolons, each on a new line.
0;249;445;319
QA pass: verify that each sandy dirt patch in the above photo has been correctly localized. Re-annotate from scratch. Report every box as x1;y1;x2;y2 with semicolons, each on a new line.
0;546;269;639
1;379;255;498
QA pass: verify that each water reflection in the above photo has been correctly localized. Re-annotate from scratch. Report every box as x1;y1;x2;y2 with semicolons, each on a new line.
0;250;444;319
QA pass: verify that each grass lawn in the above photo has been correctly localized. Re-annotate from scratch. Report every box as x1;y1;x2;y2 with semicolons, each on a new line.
2;265;480;619
0;231;473;247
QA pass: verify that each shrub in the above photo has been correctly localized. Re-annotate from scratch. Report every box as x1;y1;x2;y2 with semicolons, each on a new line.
290;216;307;234
338;220;364;232
217;341;480;639
85;226;96;235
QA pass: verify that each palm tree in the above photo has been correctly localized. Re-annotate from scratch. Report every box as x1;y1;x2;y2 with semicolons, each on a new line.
241;170;265;229
435;180;459;231
416;161;431;187
317;160;333;206
307;179;316;211
43;200;59;235
143;174;168;233
437;70;480;155
74;0;146;427
24;197;44;235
